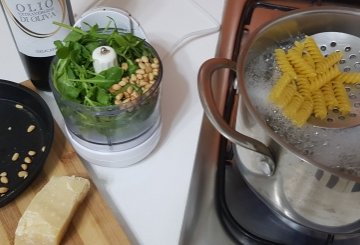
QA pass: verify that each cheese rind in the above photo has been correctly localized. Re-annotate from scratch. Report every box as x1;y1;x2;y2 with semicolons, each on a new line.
15;176;90;245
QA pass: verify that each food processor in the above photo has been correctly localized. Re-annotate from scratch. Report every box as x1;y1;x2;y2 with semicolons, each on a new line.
51;7;162;167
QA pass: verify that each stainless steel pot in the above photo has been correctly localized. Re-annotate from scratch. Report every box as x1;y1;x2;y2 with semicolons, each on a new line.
198;7;360;234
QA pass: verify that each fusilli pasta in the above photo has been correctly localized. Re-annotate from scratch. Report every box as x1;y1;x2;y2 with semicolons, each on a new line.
293;99;313;126
309;65;341;91
332;79;351;115
316;51;343;73
336;72;360;84
304;36;324;64
321;81;338;110
269;35;359;126
274;49;297;79
311;90;327;120
287;49;317;78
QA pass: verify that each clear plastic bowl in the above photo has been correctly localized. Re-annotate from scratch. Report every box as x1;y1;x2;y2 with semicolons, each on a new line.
50;42;162;147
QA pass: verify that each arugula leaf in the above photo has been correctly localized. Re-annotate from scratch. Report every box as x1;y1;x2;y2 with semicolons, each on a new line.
98;67;123;88
56;67;80;100
96;87;112;105
52;21;155;107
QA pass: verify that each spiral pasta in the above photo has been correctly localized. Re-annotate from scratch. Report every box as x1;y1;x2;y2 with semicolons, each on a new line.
332;79;351;115
316;51;343;73
304;36;324;65
321;81;338;110
309;65;341;91
269;35;360;126
274;82;297;108
295;76;311;99
292;41;305;55
303;51;316;69
287;49;317;78
283;92;304;118
336;72;360;84
292;99;313;126
311;90;327;120
268;73;292;102
274;49;297;79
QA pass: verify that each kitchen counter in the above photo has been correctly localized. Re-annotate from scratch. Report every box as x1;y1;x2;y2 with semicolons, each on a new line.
0;0;224;244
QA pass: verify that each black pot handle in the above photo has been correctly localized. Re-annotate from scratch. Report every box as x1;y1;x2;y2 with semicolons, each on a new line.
198;58;275;176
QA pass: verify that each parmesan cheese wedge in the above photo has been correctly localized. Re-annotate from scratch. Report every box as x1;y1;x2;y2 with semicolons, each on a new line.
15;176;90;245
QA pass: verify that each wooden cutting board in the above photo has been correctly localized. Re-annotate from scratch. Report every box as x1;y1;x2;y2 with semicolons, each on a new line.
0;81;131;245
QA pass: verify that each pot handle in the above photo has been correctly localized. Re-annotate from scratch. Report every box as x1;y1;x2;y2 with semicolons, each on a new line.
198;58;276;176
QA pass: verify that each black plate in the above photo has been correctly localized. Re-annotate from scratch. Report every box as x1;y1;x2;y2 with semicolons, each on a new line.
0;80;54;207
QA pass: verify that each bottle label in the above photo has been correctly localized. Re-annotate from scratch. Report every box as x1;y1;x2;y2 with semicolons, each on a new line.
1;0;71;57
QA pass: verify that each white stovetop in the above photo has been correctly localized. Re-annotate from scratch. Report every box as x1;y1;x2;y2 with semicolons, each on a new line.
0;0;224;244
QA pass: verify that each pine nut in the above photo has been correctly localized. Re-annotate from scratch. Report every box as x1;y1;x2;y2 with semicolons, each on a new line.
18;171;28;179
111;84;121;91
12;152;19;161
122;98;130;103
0;172;7;177
127;86;133;94
139;81;148;87
0;176;8;184
145;84;153;89
153;58;159;64
0;187;8;194
151;63;160;69
15;104;23;109
141;56;149;63
41;146;46;152
115;93;124;101
149;73;154;81
121;62;128;70
130;74;137;82
27;125;36;133
119;80;127;86
28;150;36;156
24;157;32;164
136;69;145;75
145;65;152;73
138;62;146;69
122;77;129;83
21;164;28;170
